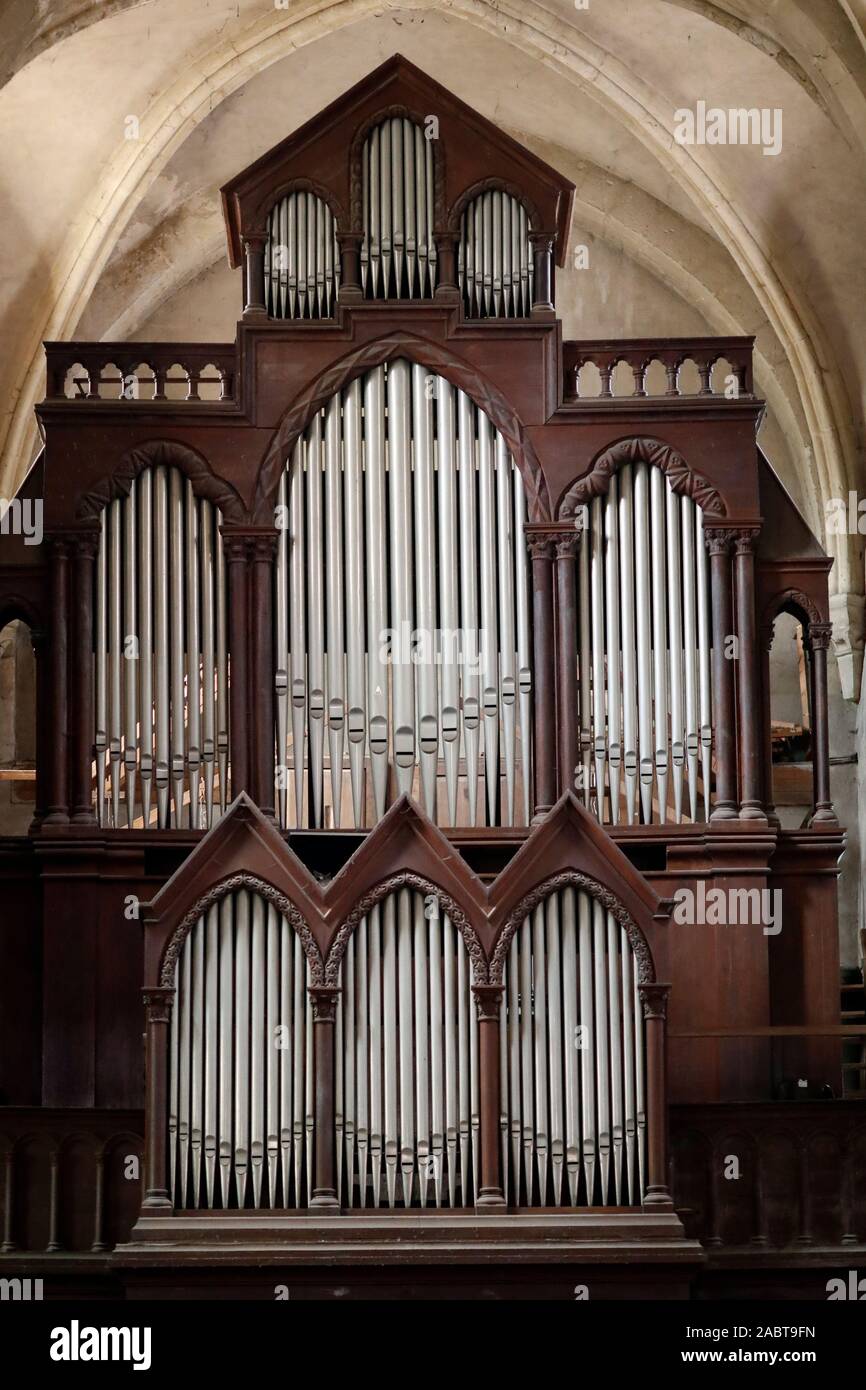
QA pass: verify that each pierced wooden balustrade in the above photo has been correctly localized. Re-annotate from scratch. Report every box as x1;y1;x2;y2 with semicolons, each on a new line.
563;337;754;402
45;343;237;404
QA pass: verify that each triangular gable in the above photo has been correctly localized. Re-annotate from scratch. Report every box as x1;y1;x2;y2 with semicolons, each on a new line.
143;790;670;990
221;54;574;268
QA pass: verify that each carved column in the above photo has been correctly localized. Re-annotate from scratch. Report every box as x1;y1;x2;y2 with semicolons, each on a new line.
142;986;174;1210
433;232;459;300
527;533;556;818
250;533;277;821
223;535;250;799
554;531;580;798
473;983;506;1207
529;232;555;314
336;232;363;301
45;536;70;824
733;528;766;820
242;235;268;318
30;628;47;830
638;982;673;1209
806;622;837;825
760;619;778;824
70;529;99;824
309;985;340;1210
705;529;737;820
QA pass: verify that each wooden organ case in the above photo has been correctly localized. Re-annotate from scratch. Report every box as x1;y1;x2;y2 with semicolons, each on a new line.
0;58;855;1300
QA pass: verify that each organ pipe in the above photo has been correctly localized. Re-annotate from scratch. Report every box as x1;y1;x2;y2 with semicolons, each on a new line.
274;357;531;830
170;889;313;1209
94;470;228;829
501;886;646;1207
574;465;713;825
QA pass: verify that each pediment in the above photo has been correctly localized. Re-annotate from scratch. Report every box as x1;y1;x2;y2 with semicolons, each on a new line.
220;54;574;268
143;792;671;990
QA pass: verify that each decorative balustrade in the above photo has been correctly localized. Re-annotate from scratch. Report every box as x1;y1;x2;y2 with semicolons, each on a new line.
0;1109;143;1254
562;337;754;402
45;344;236;404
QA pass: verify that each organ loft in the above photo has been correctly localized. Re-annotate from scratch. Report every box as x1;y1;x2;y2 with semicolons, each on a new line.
0;55;861;1300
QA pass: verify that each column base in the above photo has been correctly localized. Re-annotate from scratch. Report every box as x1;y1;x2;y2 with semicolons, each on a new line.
738;803;768;822
709;803;738;822
808;807;839;826
476;1190;507;1209
310;1192;340;1212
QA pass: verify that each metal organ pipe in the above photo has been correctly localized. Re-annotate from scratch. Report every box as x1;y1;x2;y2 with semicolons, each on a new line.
169;889;313;1209
337;889;476;1207
264;192;340;319
361;119;436;298
501;886;646;1207
459;190;534;317
273;358;532;830
94;468;228;828
574;463;713;824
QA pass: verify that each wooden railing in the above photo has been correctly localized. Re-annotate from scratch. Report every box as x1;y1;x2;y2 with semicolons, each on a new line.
0;1108;143;1254
671;1099;866;1251
44;343;236;404
562;336;754;401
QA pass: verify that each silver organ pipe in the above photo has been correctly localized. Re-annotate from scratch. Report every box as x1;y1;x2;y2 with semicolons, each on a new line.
459;190;534;318
361;119;436;298
94;468;228;828
264;191;340;319
274;358;532;829
337;889;476;1207
574;464;713;824
169;889;313;1208
501;886;646;1206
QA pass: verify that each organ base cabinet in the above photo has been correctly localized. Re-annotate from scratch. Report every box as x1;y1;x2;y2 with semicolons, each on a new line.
0;57;851;1299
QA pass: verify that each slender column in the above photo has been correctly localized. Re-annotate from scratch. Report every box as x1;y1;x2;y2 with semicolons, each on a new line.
91;1149;106;1252
433;232;459;300
733;529;766;820
142;986;173;1210
242;235;268;318
527;534;556;818
251;534;277;820
223;535;250;799
46;1148;60;1251
45;537;70;824
806;622;837;824
71;529;99;824
30;628;47;830
1;1147;14;1251
529;232;555;314
554;532;580;797
473;983;506;1207
705;529;737;820
638;982;673;1209
336;233;363;301
760;620;778;824
309;985;340;1210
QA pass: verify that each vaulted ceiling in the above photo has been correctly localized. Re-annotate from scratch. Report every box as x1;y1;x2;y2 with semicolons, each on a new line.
1;0;864;672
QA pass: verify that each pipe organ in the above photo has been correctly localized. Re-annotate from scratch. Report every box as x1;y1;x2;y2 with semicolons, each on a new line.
576;466;713;825
264;192;341;319
169;888;314;1209
94;466;229;829
336;889;477;1208
459;190;534;319
501;887;645;1207
274;359;532;829
3;56;845;1294
362;118;437;299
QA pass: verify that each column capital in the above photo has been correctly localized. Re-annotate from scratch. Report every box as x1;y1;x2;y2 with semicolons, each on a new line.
703;526;738;556
638;981;670;1020
142;986;174;1024
732;526;761;554
806;622;833;652
472;982;505;1022
309;984;340;1023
